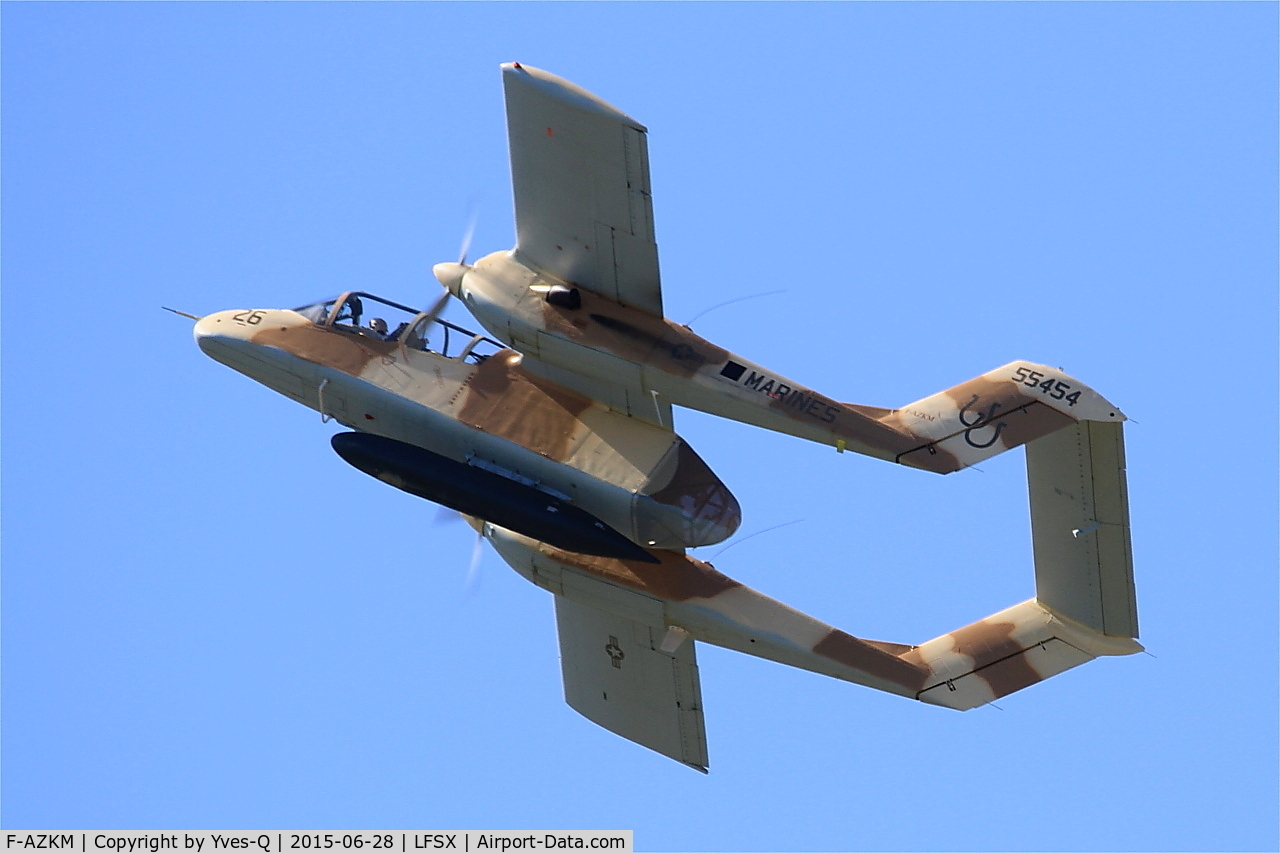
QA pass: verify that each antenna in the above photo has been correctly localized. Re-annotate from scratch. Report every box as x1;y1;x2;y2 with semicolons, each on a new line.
707;519;804;561
161;306;203;321
682;289;786;329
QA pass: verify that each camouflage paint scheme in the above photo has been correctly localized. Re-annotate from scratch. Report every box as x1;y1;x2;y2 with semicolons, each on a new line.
194;305;740;550
189;62;1141;773
195;296;1140;771
481;520;1141;716
434;63;1127;474
445;249;1124;473
470;415;1139;771
440;64;1136;771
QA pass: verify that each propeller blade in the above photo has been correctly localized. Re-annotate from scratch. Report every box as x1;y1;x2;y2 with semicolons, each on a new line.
433;507;486;596
434;197;480;297
419;289;452;327
457;217;476;266
457;194;481;264
462;529;485;596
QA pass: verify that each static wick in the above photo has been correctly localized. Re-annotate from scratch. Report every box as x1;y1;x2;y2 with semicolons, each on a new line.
162;306;203;321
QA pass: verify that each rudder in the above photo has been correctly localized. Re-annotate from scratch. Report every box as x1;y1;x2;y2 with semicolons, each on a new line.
1026;420;1138;637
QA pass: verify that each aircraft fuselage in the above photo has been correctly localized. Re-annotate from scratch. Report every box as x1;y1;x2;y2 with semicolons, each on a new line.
193;304;741;552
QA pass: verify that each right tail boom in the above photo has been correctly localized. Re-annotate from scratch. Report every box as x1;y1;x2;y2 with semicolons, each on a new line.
672;347;1127;475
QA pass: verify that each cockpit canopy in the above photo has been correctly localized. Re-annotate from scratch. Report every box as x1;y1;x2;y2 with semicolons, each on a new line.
294;291;502;363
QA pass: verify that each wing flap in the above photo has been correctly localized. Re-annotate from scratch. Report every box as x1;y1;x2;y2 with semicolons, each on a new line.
553;594;708;771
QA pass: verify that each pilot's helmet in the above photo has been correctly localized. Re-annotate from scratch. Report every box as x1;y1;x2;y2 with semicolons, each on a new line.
370;317;388;335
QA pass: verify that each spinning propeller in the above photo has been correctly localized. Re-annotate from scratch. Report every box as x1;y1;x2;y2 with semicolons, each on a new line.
435;507;488;596
431;202;478;303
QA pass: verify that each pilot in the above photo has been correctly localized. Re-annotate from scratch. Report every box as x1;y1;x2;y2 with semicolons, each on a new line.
345;295;363;326
403;324;430;351
369;317;390;339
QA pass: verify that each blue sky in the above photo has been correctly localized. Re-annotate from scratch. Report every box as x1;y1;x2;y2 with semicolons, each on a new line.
3;3;1276;850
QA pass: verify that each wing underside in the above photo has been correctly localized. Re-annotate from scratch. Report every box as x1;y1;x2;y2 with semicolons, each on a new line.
503;63;663;316
553;593;707;771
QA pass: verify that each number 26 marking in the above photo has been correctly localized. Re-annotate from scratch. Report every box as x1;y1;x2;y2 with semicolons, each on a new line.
1012;366;1081;407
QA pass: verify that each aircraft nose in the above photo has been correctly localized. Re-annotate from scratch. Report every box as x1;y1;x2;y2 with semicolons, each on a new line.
192;314;218;343
193;310;255;355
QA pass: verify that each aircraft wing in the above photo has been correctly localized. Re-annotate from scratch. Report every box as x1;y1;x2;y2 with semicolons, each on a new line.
503;63;663;317
553;593;708;772
517;354;673;429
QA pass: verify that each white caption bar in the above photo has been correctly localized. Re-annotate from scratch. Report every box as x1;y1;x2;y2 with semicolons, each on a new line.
2;834;633;853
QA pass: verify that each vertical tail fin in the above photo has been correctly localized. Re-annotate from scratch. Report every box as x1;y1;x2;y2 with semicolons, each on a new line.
1026;420;1138;637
